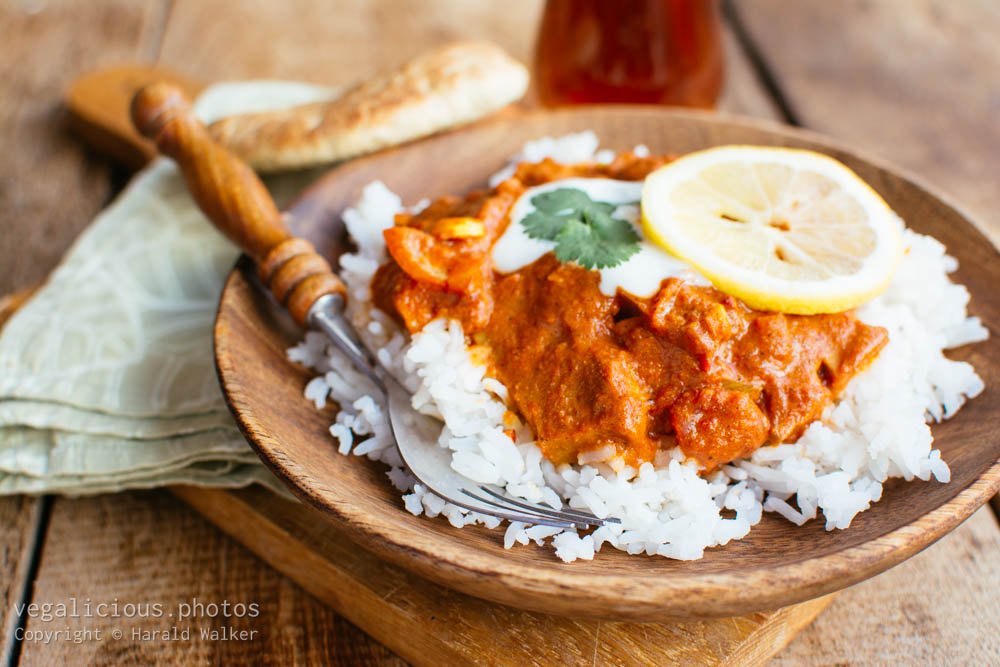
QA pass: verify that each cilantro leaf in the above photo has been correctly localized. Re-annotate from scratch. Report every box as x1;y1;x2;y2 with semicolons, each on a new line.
521;187;641;269
522;210;571;241
583;208;641;245
553;219;641;269
532;188;593;214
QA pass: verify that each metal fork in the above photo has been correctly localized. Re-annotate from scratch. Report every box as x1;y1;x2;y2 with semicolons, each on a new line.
131;82;615;531
309;294;617;529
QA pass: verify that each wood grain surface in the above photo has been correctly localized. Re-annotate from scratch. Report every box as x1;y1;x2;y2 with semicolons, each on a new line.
772;506;1000;664
158;0;545;94
0;0;169;295
173;485;834;666
17;492;404;667
2;0;999;663
732;0;1000;243
0;498;45;667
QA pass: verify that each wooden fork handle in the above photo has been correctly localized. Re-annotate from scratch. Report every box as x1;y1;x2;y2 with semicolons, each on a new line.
130;82;346;327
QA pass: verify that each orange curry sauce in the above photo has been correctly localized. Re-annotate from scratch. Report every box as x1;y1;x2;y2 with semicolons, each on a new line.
372;155;888;470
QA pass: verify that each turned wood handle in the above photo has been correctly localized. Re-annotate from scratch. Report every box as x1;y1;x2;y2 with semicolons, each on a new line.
130;82;345;326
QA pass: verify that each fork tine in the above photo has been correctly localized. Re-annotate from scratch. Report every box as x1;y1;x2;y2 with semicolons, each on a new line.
379;365;617;530
478;486;620;525
459;489;576;529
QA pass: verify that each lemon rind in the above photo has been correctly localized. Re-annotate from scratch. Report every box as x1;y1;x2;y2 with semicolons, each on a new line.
640;146;903;315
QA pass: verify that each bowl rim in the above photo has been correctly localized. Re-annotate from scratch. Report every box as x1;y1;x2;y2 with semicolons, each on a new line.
214;105;1000;620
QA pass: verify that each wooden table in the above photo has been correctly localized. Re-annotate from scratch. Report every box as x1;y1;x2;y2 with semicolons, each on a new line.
2;1;999;663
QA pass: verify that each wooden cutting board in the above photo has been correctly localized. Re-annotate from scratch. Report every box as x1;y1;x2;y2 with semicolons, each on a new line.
0;66;836;665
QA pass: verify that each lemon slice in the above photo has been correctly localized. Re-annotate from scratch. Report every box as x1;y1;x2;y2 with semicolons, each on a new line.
641;145;903;314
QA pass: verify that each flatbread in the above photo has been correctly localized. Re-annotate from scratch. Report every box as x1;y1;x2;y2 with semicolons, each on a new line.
208;41;530;171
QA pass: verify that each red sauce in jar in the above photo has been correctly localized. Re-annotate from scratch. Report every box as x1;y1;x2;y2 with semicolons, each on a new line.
535;0;724;108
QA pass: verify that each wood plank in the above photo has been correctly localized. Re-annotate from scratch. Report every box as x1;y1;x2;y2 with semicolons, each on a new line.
0;497;44;666
716;21;782;120
732;0;1000;243
773;507;1000;664
158;0;545;86
0;0;170;295
17;492;406;666
172;486;834;667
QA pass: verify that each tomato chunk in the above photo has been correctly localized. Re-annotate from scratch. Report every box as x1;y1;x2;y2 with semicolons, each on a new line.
383;227;448;286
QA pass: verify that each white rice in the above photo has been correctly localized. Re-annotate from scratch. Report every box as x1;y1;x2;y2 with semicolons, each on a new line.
287;131;988;562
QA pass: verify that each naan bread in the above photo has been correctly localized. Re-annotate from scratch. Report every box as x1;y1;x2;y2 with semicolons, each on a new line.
208;41;530;171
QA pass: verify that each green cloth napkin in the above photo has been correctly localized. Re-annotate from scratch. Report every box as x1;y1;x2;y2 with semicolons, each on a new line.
0;81;337;496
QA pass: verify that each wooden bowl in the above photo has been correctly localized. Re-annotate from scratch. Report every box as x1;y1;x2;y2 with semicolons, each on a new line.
214;107;1000;621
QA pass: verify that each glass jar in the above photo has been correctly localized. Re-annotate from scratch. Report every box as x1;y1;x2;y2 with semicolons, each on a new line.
535;0;724;108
